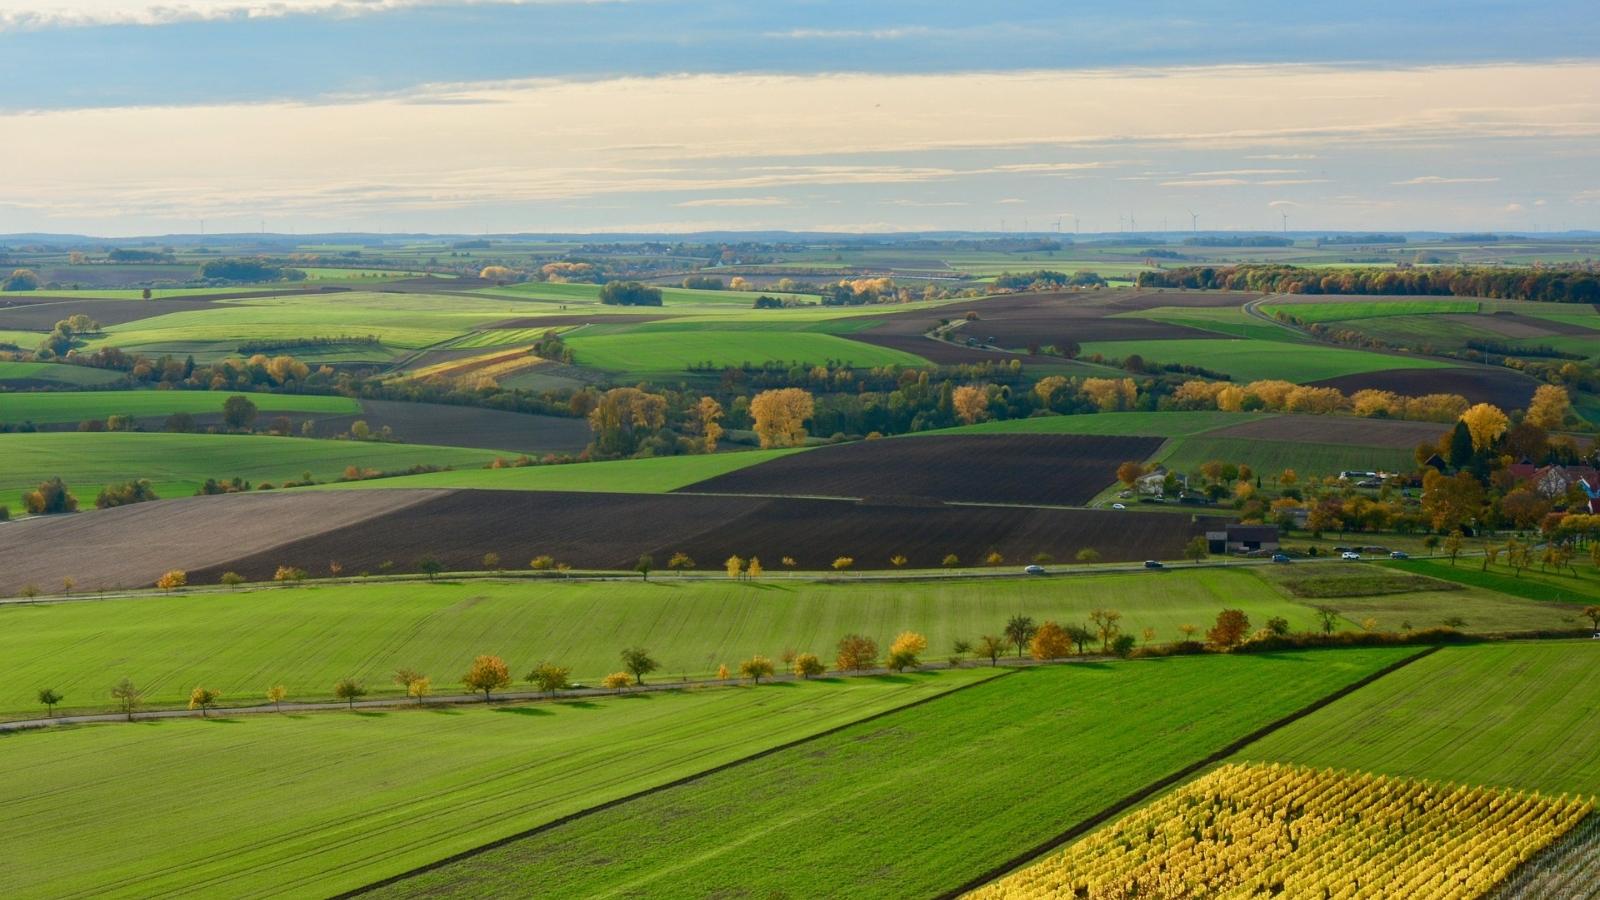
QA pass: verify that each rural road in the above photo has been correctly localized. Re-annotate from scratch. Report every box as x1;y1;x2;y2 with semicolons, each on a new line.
1;657;1068;732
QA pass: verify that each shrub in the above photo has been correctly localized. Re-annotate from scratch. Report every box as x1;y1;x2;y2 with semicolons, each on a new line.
155;570;187;591
792;653;826;679
601;672;633;690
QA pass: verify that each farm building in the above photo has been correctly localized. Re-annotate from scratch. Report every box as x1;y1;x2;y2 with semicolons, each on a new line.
1206;524;1280;555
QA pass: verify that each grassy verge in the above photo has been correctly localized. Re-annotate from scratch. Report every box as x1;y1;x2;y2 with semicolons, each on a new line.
0;672;993;898
366;649;1416;899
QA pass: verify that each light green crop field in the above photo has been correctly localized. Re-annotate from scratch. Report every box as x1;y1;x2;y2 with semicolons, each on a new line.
1241;642;1600;794
447;328;557;349
373;649;1416;900
0;390;358;425
564;329;928;374
1153;435;1418;479
1078;338;1449;382
1261;300;1480;322
918;410;1268;438
1385;557;1600;605
0;361;124;386
0;569;1331;719
0;432;502;500
472;281;819;308
86;292;533;357
1122;305;1307;343
307;446;803;493
0;672;992;899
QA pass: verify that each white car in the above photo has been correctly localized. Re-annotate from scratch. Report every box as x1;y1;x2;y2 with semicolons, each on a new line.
1023;565;1046;575
1111;503;1127;510
1340;551;1362;561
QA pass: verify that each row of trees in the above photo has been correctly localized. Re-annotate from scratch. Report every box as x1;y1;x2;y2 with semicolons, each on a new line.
1136;264;1600;303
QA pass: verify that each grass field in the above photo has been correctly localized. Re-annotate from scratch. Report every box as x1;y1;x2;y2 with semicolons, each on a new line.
1384;557;1600;605
0;360;125;386
1076;338;1448;382
1153;435;1418;479
1123;305;1306;342
1241;642;1600;794
0;432;502;500
307;446;804;493
0;570;1329;719
564;329;928;374
372;649;1417;899
1261;300;1480;323
0;672;990;898
0;390;358;425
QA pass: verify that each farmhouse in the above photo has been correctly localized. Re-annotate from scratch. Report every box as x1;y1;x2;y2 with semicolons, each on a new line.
1205;524;1280;555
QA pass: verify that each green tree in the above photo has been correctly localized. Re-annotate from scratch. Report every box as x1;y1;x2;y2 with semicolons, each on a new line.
635;554;653;581
333;678;367;709
1004;615;1037;657
526;662;572;696
975;635;1010;666
1184;536;1209;563
222;394;259;430
792;653;826;679
620;647;659;685
739;656;775;683
37;688;63;717
22;476;77;515
110;677;142;721
417;555;444;580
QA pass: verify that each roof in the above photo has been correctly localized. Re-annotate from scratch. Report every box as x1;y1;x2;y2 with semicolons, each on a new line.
1223;524;1279;541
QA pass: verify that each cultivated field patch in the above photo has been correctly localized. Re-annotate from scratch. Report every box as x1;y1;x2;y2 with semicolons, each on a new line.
678;434;1161;505
1310;366;1542;410
1204;414;1454;449
0;389;358;425
969;762;1591;899
1077;338;1448;383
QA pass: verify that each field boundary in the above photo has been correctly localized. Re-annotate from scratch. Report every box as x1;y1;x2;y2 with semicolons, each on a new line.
934;645;1443;899
335;667;1020;898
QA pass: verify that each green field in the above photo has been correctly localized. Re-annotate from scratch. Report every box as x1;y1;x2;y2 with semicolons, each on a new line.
1124;305;1307;342
0;390;358;425
307;446;803;493
372;649;1417;899
1077;338;1448;382
564;329;928;374
1261;300;1480;323
0;360;125;386
0;570;1330;719
0;432;502;500
1153;435;1419;479
0;672;989;898
1385;557;1600;605
1241;642;1600;793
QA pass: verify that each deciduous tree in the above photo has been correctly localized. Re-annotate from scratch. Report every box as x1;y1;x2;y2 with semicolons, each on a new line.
976;635;1009;666
835;634;878;671
620;647;659;685
792;653;826;678
1459;403;1508;452
222;394;258;430
750;388;815;448
188;686;221;717
463;655;512;701
407;677;432;704
1526;384;1571;431
22;476;77;515
37;688;63;716
266;684;287;711
886;631;927;671
526;662;571;696
1004;614;1037;657
156;569;187;591
739;656;775;683
1029;622;1072;659
334;678;367;708
601;672;633;690
111;677;141;720
1207;609;1251;649
1089;608;1123;652
952;385;989;424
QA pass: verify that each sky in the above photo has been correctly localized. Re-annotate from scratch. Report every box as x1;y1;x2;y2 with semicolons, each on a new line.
1;1;1597;236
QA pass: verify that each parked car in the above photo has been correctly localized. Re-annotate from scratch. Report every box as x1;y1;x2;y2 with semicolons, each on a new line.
1271;553;1292;563
1143;560;1165;569
1111;502;1127;510
1341;551;1362;561
1023;564;1046;575
1389;550;1410;559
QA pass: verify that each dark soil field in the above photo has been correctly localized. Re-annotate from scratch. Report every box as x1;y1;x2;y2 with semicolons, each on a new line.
1207;415;1452;449
0;287;349;330
849;311;1004;364
678;434;1160;505
309;399;592;454
1106;290;1262;311
0;489;445;595
188;488;1201;578
1311;366;1540;410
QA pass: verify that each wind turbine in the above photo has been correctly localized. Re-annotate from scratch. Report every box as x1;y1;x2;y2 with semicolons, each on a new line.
1188;210;1198;232
1281;212;1289;234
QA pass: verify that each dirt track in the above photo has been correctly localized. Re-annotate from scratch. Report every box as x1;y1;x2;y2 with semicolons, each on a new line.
0;489;446;595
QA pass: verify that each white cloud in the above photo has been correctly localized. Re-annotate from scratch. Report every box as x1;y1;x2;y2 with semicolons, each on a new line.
1267;200;1300;208
1161;178;1250;187
1247;153;1319;160
995;198;1026;204
1392;175;1501;185
0;0;611;31
1572;189;1600;205
1189;168;1301;176
763;26;930;40
675;196;791;208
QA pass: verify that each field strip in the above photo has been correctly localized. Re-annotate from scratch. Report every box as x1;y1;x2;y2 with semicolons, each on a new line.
337;667;1017;897
936;645;1442;899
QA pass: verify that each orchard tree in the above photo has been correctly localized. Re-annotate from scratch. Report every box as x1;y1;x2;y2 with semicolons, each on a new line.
834;634;879;671
620;647;659;685
1029;622;1072;660
1089;608;1123;653
266;684;287;711
976;635;1009;666
462;655;512;701
110;677;142;720
1004;615;1037;657
1064;624;1094;655
188;686;221;717
526;662;572;696
333;678;367;708
37;688;63;717
408;677;432;704
739;656;775;683
1207;609;1251;649
792;653;826;679
886;631;927;671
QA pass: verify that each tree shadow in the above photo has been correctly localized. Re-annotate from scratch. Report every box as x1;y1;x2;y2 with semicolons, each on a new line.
202;717;245;724
494;706;553;716
351;710;389;718
556;700;600;710
759;680;800;688
427;707;464;715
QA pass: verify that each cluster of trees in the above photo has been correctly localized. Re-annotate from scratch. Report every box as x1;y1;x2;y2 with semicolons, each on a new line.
1;268;40;291
1166;378;1475;423
197;258;306;283
990;270;1107;291
598;281;663;306
35;314;99;359
1137;264;1600;303
95;479;158;509
1180;236;1294;248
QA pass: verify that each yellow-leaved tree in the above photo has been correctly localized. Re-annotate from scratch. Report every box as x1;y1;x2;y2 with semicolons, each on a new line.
886;631;927;671
461;655;512;702
725;555;743;579
1460;403;1509;451
156;569;187;591
952;385;989;424
1526;384;1571;431
750;388;814;448
1029;622;1072;659
696;396;725;452
746;557;764;579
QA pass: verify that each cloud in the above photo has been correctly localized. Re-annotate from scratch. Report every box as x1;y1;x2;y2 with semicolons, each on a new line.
0;0;613;31
1504;203;1525;213
1257;178;1329;185
1246;153;1319;160
675;196;791;208
996;198;1026;204
1267;200;1300;208
1189;168;1301;176
1572;189;1600;205
763;26;930;40
1392;175;1501;185
1160;178;1250;187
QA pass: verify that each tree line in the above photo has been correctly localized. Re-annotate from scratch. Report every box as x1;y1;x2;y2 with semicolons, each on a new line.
1136;264;1600;303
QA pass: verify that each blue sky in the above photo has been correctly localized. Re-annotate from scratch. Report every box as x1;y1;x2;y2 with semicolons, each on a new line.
1;1;1597;235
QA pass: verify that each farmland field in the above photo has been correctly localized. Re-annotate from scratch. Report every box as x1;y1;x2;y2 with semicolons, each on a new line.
1077;337;1448;382
1311;366;1541;409
563;328;930;374
1241;642;1600;793
308;446;803;493
0;360;125;386
919;410;1266;437
0;431;501;500
971;761;1591;899
0;389;359;425
1152;435;1418;479
1384;557;1600;605
197;488;1208;577
678;434;1162;505
0;569;1324;718
1261;298;1481;322
0;672;990;898
368;649;1417;899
